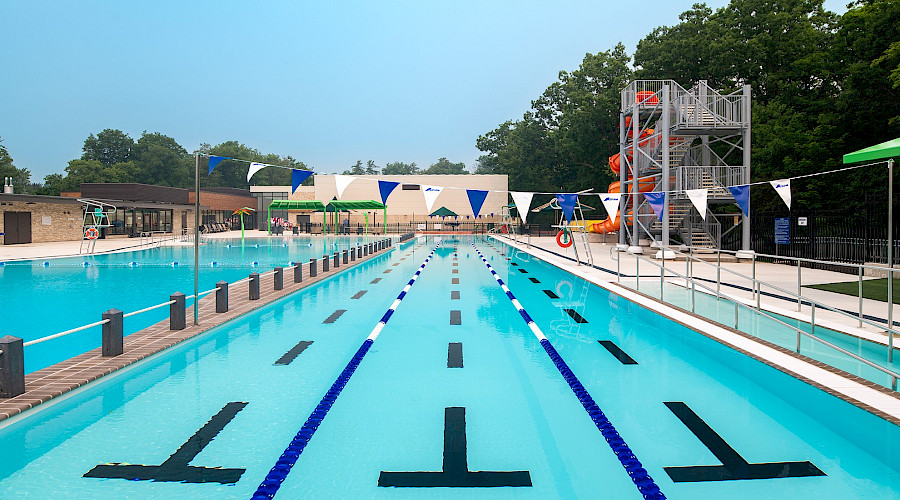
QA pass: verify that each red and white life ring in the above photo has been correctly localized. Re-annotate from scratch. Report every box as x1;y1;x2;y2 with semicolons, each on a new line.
556;229;573;248
500;225;509;234
85;227;99;240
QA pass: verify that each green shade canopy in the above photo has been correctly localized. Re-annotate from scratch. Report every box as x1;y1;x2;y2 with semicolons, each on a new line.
429;206;458;217
268;200;326;211
843;137;900;164
327;200;386;211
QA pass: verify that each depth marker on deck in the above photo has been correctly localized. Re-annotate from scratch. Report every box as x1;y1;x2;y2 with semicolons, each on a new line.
471;242;665;500
252;239;443;499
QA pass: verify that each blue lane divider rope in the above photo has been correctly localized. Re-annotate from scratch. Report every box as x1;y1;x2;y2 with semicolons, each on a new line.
252;239;442;499
471;242;665;500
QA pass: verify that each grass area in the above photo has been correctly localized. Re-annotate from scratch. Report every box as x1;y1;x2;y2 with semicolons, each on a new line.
805;278;900;304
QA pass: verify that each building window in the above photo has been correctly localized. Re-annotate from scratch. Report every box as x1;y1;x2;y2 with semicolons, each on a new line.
402;184;420;190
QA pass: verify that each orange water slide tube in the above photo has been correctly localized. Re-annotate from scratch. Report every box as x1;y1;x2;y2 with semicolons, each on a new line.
591;178;656;233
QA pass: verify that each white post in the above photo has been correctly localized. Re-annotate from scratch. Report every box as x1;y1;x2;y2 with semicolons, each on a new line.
194;153;200;326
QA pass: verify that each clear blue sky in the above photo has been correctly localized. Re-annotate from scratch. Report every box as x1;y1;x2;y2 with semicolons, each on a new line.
1;0;846;180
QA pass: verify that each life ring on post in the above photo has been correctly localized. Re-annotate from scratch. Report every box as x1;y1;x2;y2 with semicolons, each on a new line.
85;227;99;240
556;228;573;248
500;224;509;234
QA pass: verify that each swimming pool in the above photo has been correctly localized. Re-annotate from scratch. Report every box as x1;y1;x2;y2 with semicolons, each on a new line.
0;236;369;372
0;235;898;498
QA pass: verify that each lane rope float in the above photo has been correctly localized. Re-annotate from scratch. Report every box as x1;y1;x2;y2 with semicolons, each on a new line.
252;238;442;499
471;241;665;500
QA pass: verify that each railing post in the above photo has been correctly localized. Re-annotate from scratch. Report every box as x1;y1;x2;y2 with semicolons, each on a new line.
216;281;229;312
0;335;25;398
322;255;329;272
274;266;283;291
101;308;123;357
752;253;757;301
717;249;721;295
343;250;348;264
797;262;802;312
734;302;739;329
293;264;302;283
859;266;864;328
309;258;318;277
170;292;186;330
811;303;816;336
249;273;260;300
636;253;640;291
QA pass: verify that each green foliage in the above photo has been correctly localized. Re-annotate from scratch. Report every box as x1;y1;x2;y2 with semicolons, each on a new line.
382;161;419;175
0;137;32;193
422;157;468;175
81;129;135;166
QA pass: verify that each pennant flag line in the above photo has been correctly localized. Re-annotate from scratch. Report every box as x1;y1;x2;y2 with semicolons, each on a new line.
422;185;444;213
555;193;578;222
334;175;355;199
466;189;489;218
728;185;750;217
291;169;314;194
599;192;622;219
247;162;268;182
378;180;400;205
510;191;535;223
208;155;229;175
770;179;792;209
643;192;667;221
685;188;709;220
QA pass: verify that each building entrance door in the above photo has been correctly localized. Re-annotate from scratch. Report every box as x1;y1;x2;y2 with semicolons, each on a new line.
3;211;32;244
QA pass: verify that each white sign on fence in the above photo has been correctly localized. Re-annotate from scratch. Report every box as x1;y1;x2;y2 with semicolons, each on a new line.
417;223;426;230
798;217;808;227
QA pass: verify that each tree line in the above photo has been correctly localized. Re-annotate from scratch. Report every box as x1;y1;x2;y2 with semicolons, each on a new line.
1;130;472;196
474;0;900;214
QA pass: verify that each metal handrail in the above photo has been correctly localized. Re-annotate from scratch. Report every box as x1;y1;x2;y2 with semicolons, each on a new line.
621;251;900;390
667;246;898;336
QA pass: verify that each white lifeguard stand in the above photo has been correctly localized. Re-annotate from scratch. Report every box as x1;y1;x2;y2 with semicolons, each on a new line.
78;199;116;254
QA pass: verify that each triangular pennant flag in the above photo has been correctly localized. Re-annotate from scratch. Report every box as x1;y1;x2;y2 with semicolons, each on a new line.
727;185;750;217
466;189;488;218
208;155;228;175
334;175;355;199
555;194;578;222
378;180;399;205
685;188;709;220
770;179;791;209
600;192;622;219
510;191;535;223
422;185;443;213
643;192;667;221
291;169;313;194
247;162;267;182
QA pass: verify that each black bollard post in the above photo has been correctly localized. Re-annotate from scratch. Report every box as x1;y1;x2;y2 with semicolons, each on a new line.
293;264;302;283
310;258;318;277
249;273;260;300
102;308;123;357
0;335;25;398
274;266;284;290
351;247;356;261
216;281;229;313
343;250;348;264
322;255;329;272
170;292;186;330
334;252;340;268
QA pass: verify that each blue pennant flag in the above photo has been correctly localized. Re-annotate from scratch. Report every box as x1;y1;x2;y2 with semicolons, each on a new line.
378;180;400;205
466;189;488;218
555;194;578;222
643;192;667;220
291;169;314;194
727;185;750;217
208;155;229;175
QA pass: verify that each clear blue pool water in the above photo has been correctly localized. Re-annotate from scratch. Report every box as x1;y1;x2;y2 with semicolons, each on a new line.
0;236;370;372
0;236;898;499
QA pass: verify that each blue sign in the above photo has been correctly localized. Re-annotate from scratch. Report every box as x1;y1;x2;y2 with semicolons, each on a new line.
774;217;790;245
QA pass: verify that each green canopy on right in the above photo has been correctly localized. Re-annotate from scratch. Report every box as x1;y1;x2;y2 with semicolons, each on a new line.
843;137;900;164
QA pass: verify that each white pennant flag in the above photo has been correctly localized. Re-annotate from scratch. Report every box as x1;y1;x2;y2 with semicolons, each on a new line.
599;192;622;219
247;162;268;182
770;179;791;209
510;191;535;223
685;188;709;220
334;175;355;199
422;185;443;213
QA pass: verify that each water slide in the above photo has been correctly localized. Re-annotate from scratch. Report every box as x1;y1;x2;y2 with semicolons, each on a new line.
591;123;657;234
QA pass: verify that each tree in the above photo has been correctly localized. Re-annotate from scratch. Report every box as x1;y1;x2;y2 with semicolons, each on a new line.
132;132;191;186
38;159;135;196
422;157;468;174
382;161;419;175
82;129;135;166
365;160;380;175
199;141;303;188
344;160;365;175
0;137;31;193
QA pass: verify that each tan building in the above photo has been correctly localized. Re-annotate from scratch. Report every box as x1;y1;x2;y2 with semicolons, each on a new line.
0;194;85;244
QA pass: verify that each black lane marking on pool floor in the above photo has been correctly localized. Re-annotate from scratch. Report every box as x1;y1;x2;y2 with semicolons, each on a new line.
564;309;588;323
452;278;460;285
448;343;463;368
351;290;368;299
323;309;347;323
452;269;459;274
597;340;637;365
378;407;531;487
83;402;247;484
543;290;559;299
511;262;518;266
384;269;393;274
274;341;313;365
529;277;541;284
663;402;825;482
517;268;527;273
451;291;460;300
450;310;461;325
370;278;382;284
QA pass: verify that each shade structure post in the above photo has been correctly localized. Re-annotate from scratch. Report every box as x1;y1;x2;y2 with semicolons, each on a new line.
889;158;894;361
267;205;272;235
193;153;199;326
